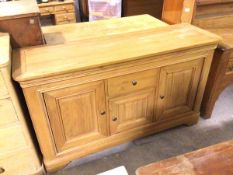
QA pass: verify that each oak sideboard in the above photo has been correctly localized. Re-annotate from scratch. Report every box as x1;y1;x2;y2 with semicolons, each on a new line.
12;22;220;172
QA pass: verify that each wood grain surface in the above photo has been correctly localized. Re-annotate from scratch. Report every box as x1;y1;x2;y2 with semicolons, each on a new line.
42;15;168;45
137;140;233;175
13;24;220;82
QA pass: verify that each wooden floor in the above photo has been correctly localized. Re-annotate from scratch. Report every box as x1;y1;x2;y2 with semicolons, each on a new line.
137;139;233;175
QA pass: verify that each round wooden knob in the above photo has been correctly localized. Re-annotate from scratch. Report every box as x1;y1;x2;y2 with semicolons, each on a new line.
112;117;118;122
0;167;5;174
132;80;137;86
160;95;165;100
100;111;106;115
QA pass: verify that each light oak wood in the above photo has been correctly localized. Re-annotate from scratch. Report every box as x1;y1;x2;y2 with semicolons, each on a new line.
38;0;76;25
39;6;54;15
42;15;168;45
156;59;204;120
54;4;74;13
43;80;108;152
109;88;156;134
0;74;9;99
13;24;220;82
0;34;10;67
107;69;159;97
0;149;43;175
0;33;44;175
0;123;27;156
54;13;76;24
162;0;196;24
12;19;219;172
0;98;18;126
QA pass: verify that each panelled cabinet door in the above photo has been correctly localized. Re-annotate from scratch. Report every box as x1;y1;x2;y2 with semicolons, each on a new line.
43;81;108;153
109;89;155;134
156;59;204;120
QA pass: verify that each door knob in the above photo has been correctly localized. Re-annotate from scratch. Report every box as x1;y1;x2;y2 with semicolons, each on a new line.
132;80;137;86
100;111;106;115
112;117;118;122
160;95;165;99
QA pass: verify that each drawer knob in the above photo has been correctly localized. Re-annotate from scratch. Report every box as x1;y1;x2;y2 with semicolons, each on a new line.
131;80;137;86
100;111;106;115
0;167;5;174
160;95;165;100
112;117;118;122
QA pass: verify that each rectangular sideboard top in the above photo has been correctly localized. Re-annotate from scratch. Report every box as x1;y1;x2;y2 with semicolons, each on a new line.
13;23;221;82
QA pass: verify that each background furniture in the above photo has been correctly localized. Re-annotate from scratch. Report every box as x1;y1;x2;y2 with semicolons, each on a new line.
136;140;233;175
0;33;44;175
79;0;164;21
0;0;44;48
162;0;196;24
12;16;219;172
122;0;163;18
38;0;76;25
162;0;233;118
79;0;89;21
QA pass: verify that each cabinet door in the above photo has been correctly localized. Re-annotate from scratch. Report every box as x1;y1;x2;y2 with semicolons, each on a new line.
156;59;204;120
43;81;108;153
109;89;155;134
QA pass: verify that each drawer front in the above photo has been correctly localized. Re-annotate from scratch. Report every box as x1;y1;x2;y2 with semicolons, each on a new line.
0;75;8;99
226;59;233;74
55;13;76;24
0;149;38;175
55;4;74;13
0;123;27;156
39;6;54;15
0;98;18;126
107;69;159;97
